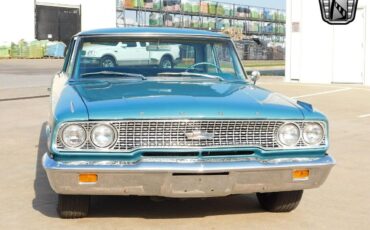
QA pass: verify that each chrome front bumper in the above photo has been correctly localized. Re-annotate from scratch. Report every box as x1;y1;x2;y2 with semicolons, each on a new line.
43;154;335;198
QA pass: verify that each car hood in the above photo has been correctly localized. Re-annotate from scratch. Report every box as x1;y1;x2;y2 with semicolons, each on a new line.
71;79;306;120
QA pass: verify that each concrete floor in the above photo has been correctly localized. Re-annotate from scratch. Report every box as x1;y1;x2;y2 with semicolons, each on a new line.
0;60;369;229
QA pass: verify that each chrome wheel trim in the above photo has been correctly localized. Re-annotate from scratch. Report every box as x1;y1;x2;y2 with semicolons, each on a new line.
161;59;172;69
101;58;115;67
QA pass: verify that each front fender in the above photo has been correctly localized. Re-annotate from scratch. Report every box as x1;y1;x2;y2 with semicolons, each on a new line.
49;74;89;154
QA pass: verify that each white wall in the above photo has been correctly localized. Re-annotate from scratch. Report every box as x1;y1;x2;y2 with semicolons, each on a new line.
286;0;370;85
0;1;35;42
0;0;116;43
37;0;117;31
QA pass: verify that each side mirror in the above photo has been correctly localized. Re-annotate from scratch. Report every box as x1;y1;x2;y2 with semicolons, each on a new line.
249;70;261;84
121;43;128;48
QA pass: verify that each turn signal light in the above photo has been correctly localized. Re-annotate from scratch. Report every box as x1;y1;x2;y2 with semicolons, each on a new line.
79;174;98;183
292;169;309;180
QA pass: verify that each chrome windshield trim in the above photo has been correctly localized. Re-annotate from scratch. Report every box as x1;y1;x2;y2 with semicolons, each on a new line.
77;34;230;40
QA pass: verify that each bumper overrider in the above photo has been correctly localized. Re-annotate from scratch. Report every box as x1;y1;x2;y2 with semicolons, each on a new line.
43;153;335;198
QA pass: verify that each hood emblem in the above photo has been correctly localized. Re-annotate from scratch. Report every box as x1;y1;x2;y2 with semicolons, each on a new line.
185;130;214;140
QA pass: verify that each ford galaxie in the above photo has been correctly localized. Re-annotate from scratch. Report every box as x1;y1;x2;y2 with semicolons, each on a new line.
43;27;335;218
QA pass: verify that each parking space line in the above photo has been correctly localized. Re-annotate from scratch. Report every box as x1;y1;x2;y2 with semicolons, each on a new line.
292;88;352;99
260;82;349;89
351;87;370;92
0;95;49;102
358;114;370;118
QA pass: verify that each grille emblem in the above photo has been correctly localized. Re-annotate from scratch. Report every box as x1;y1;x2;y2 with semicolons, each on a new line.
319;0;358;25
185;130;214;140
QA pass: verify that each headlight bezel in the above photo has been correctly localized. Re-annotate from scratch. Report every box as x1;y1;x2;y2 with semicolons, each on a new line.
60;124;87;149
302;122;325;146
276;122;301;147
275;121;327;149
89;123;118;149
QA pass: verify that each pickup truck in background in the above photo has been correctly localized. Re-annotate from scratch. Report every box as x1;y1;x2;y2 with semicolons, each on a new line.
82;41;180;68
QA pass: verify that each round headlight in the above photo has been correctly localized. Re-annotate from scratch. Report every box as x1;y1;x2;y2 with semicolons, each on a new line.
90;124;116;148
277;123;300;147
303;123;324;145
61;124;86;148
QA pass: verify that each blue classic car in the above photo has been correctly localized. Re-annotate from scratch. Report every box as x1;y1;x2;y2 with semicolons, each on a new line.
43;27;335;218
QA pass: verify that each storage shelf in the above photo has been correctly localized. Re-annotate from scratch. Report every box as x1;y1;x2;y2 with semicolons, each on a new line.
117;23;286;37
117;7;286;24
117;11;286;37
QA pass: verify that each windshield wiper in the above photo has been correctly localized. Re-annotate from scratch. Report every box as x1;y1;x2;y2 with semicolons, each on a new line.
81;71;146;80
158;72;224;81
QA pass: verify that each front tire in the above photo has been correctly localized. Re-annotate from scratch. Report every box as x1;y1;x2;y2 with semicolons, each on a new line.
159;56;173;69
57;194;90;218
257;190;303;212
100;55;116;68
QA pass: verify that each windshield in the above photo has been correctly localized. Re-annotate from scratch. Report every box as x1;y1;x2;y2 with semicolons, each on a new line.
73;37;246;81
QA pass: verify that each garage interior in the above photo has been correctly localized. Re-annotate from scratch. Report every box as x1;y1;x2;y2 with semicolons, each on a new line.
35;3;81;45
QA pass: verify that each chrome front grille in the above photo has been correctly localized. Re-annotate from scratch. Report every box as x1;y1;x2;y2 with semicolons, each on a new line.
56;120;327;152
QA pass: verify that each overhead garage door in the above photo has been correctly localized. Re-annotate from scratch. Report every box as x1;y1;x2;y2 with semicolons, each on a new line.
35;5;81;45
332;9;365;84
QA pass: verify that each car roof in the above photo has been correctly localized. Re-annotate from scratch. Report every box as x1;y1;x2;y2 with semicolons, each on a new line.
77;27;230;39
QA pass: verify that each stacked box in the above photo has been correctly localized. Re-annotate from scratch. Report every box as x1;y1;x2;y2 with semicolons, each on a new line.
223;4;233;17
216;3;224;16
149;12;163;26
236;6;249;18
123;0;145;8
163;0;171;11
201;17;209;29
183;15;191;27
123;0;133;8
123;0;144;8
208;1;217;15
144;0;153;9
200;1;208;14
208;17;216;29
181;0;192;13
10;43;20;58
173;0;181;11
192;1;200;13
0;48;10;58
223;19;230;29
234;20;244;30
273;10;279;21
263;9;270;20
153;0;161;10
134;0;144;7
262;23;274;33
28;45;43;58
0;43;11;58
280;12;286;21
191;16;200;28
163;0;180;12
10;40;29;58
173;14;182;27
181;0;200;13
163;14;173;26
216;18;223;30
46;42;66;58
216;18;230;30
275;24;285;34
29;40;45;58
250;7;262;19
246;21;261;33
